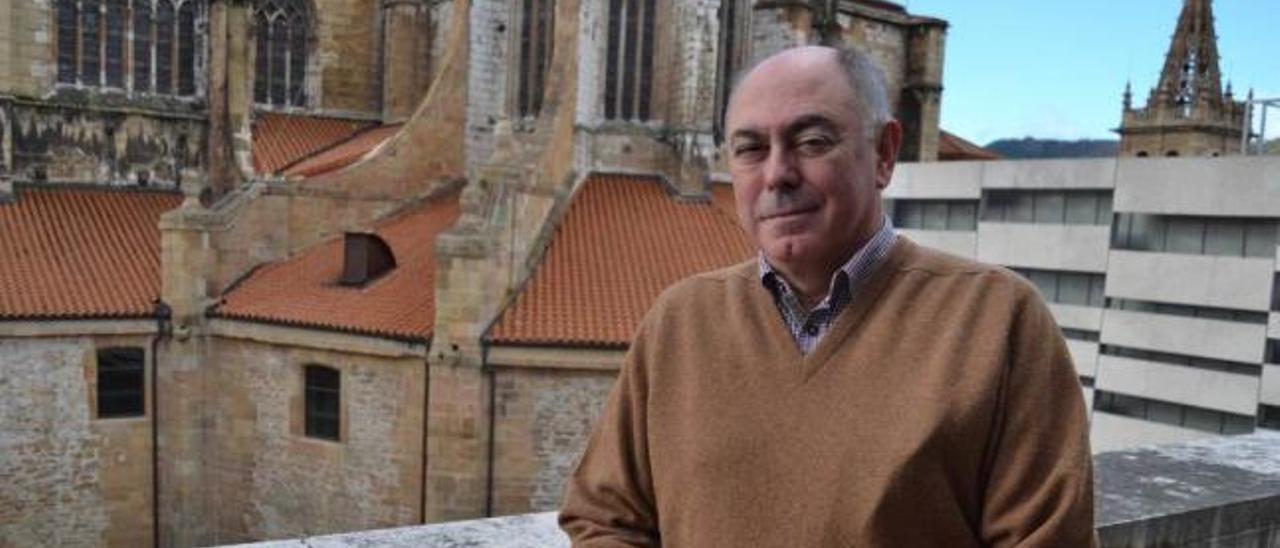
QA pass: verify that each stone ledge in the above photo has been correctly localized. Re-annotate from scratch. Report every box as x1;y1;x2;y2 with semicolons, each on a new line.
222;432;1280;547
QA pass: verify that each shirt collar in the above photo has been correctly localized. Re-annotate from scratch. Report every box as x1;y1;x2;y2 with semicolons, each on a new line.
758;214;897;301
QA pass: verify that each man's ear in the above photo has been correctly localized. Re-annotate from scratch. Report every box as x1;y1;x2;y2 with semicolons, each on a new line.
874;119;903;190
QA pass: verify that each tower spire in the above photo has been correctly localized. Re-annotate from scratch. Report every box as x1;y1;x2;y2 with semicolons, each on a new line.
1153;0;1225;115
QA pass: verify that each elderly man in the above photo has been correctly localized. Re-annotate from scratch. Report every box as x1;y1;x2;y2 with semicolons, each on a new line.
559;45;1095;547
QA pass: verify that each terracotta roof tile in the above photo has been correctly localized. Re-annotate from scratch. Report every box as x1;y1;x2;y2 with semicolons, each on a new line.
487;174;754;348
283;123;403;178
0;186;181;320
216;193;461;341
939;130;1001;161
253;112;374;174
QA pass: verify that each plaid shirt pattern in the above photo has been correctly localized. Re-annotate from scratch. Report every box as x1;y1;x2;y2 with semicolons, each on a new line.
759;217;898;355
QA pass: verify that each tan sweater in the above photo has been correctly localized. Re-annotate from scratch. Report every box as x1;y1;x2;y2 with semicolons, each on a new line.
559;238;1095;547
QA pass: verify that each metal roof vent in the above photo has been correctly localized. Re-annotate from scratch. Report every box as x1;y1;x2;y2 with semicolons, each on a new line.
340;232;396;286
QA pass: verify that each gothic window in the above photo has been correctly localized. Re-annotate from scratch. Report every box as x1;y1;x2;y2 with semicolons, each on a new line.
304;365;340;441
254;0;310;107
55;0;203;95
132;0;153;92
81;0;101;86
714;0;746;143
515;0;554;118
603;0;655;121
177;1;197;95
155;0;174;94
105;0;126;87
97;347;145;418
57;0;79;83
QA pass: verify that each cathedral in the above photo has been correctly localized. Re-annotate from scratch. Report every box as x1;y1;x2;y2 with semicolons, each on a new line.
0;1;963;546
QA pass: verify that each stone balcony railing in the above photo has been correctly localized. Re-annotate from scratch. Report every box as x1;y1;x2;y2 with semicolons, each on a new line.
227;431;1280;548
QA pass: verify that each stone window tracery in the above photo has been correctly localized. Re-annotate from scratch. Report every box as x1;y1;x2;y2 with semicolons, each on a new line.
603;0;655;121
254;0;310;107
53;0;206;96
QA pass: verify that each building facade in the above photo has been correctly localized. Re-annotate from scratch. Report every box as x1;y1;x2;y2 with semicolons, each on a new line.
0;1;953;547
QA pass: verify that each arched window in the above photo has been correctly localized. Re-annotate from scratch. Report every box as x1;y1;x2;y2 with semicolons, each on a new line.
603;0;655;121
1165;150;1180;157
254;0;310;107
1135;151;1149;157
304;365;340;441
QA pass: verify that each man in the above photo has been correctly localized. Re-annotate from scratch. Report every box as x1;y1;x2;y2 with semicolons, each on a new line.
560;45;1095;547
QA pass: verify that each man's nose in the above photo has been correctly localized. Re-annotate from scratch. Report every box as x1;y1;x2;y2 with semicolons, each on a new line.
762;145;799;190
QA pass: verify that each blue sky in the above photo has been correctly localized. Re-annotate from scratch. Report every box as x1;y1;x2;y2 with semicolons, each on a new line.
899;1;1279;145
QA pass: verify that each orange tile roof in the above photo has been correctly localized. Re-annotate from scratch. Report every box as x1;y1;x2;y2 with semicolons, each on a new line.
283;123;403;178
0;186;181;320
252;112;375;174
939;130;1002;161
216;193;461;341
487;174;754;348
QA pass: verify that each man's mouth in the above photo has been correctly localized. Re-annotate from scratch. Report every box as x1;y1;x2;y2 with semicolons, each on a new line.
759;205;819;221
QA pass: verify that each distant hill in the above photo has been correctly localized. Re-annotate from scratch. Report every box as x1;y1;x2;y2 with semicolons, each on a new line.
985;138;1119;159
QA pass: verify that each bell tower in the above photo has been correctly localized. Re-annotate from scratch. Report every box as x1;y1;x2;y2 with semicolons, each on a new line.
1117;0;1246;157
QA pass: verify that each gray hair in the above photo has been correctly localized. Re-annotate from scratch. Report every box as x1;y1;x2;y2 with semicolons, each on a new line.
726;45;893;139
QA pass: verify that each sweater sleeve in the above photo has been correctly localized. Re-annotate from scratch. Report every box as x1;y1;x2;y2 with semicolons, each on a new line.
980;291;1098;547
558;324;659;547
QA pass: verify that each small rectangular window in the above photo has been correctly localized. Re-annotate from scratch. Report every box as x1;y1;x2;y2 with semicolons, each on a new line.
922;201;948;231
1245;220;1278;258
1033;191;1065;224
947;202;977;230
1063;192;1097;225
97;347;145;418
305;365;341;441
1166;217;1205;254
1203;219;1245;257
1008;192;1034;223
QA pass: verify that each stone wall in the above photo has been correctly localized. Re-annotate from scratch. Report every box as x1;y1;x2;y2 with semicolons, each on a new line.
2;99;204;187
202;334;425;543
313;0;382;115
490;367;615;514
2;0;54;97
0;332;155;548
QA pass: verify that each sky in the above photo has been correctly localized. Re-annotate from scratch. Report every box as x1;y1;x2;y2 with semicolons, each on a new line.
898;1;1280;145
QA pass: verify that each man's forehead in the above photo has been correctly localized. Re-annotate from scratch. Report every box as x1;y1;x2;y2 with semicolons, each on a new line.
726;49;852;130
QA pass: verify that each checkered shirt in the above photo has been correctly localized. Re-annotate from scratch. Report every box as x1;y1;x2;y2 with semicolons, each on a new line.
759;216;898;355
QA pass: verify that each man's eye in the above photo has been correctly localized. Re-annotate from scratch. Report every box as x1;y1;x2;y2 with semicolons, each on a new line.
732;143;766;159
797;137;834;154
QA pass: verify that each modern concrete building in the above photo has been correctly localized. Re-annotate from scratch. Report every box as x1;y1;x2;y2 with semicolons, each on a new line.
883;154;1280;453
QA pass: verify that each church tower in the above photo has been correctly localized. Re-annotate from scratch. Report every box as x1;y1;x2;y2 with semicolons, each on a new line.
1117;0;1247;157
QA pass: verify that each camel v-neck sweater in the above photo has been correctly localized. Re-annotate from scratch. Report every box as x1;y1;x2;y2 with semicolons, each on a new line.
560;238;1095;547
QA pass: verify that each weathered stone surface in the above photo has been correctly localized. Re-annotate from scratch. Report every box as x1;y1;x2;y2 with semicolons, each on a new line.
221;512;568;548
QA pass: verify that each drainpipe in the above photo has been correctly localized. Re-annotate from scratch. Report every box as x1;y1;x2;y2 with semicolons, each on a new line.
483;340;496;517
420;343;429;525
150;300;172;548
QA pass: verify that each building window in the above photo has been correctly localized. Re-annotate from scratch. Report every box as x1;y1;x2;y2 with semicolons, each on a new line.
982;189;1113;225
893;200;977;231
713;0;746;144
1094;390;1254;435
254;0;310;107
1112;214;1278;258
1099;344;1262;377
54;0;204;95
513;0;554;119
304;365;340;441
1011;268;1106;308
603;0;655;121
97;347;145;418
1107;297;1268;325
1260;405;1280;430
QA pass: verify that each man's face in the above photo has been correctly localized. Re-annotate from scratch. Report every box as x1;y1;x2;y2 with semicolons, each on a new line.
725;49;899;276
